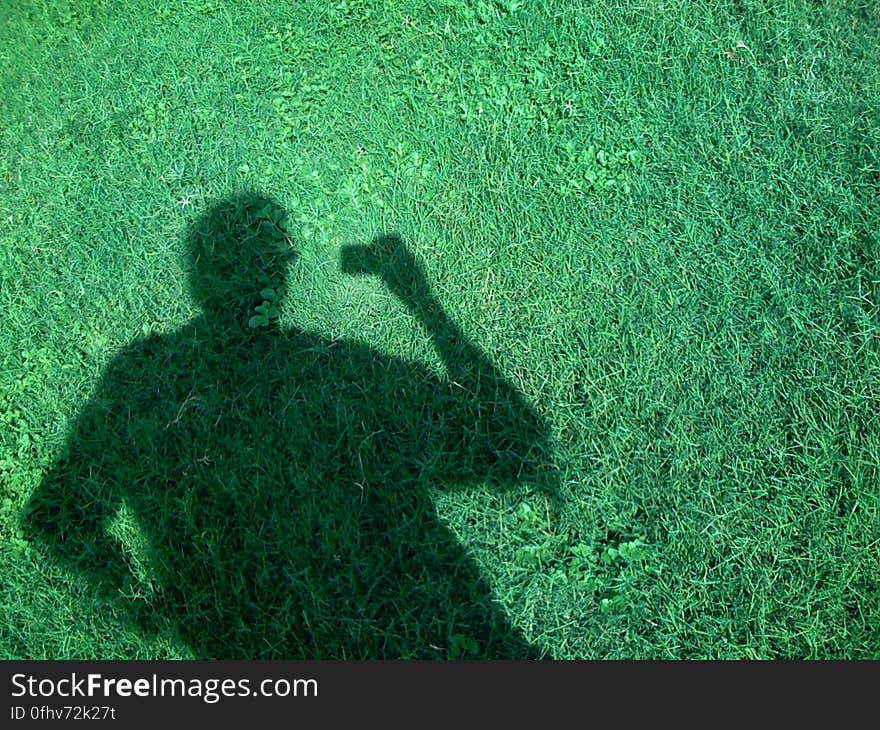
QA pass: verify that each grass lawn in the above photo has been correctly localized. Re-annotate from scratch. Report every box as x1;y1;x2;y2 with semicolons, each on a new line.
1;0;878;659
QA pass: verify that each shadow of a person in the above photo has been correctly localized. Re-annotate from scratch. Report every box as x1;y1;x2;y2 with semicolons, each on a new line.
23;193;553;658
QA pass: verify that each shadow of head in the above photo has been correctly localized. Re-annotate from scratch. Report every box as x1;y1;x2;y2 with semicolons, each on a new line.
186;193;297;323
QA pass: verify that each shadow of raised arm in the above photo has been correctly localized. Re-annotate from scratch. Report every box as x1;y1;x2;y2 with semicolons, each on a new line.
342;235;553;491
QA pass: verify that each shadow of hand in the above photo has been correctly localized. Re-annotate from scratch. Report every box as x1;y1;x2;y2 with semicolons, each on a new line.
341;235;431;305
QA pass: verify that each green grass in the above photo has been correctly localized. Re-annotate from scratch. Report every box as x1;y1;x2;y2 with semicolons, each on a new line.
2;0;878;659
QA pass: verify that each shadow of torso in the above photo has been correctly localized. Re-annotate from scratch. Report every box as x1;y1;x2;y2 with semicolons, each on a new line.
28;316;548;658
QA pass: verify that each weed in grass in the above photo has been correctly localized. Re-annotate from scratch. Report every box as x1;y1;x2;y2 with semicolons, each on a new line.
23;194;555;659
